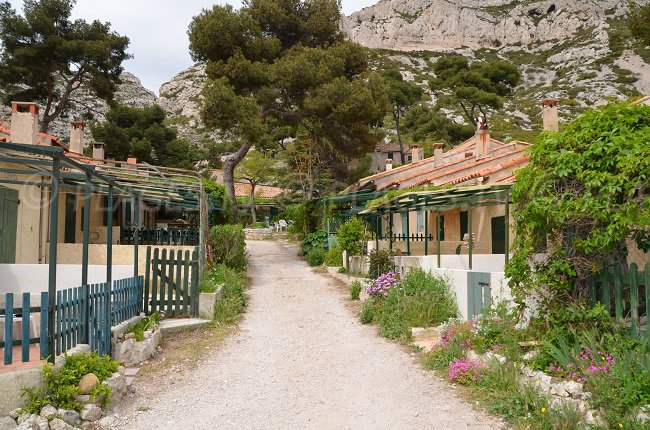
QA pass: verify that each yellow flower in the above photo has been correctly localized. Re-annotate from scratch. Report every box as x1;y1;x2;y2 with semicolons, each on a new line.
618;424;623;429
541;407;546;414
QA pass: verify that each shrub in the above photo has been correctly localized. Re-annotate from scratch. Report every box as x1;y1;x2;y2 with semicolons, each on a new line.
23;352;119;413
368;249;393;279
337;217;368;256
213;265;249;324
306;247;325;267
301;230;327;256
349;280;361;300
360;300;375;324
324;244;343;267
284;202;318;236
366;272;400;298
125;312;161;341
208;224;247;270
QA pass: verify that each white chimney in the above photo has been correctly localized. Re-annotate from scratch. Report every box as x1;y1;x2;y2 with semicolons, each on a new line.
385;159;393;171
69;121;85;154
541;99;559;132
10;101;39;145
410;146;424;163
433;143;444;167
92;142;105;160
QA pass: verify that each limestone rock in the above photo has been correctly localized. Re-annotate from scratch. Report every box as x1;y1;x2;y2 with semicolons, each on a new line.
79;404;101;422
15;414;34;426
32;416;49;430
484;352;506;364
49;418;73;430
104;371;128;401
57;409;80;427
39;405;58;420
113;330;161;366
0;416;17;430
8;410;20;420
14;414;35;430
78;373;100;395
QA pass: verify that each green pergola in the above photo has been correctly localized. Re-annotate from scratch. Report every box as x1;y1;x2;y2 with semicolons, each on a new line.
0;142;212;361
360;184;513;270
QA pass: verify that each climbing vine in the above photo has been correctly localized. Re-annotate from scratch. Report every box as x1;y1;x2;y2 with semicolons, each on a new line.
506;102;650;308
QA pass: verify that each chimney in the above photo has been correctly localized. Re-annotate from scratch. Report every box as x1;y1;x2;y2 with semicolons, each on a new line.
69;121;85;154
385;159;393;171
433;143;444;167
92;142;105;160
475;129;490;159
541;99;559;132
10;101;39;145
410;146;424;163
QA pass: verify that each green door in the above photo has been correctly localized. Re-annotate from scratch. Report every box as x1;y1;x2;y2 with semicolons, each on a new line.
64;193;77;243
0;187;19;263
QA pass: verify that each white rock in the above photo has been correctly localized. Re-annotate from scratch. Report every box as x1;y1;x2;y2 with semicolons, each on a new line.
484;352;506;364
0;416;17;430
32;416;49;430
39;405;58;420
80;404;101;422
49;418;73;430
15;414;34;426
8;410;20;421
522;350;538;361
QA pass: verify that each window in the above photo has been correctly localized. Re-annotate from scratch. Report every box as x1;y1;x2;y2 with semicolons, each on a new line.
460;211;468;240
387;153;394;160
401;213;409;236
416;211;424;234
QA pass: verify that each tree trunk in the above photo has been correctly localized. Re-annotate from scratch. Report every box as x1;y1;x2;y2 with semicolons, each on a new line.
250;182;257;224
394;109;406;165
221;140;254;222
306;171;316;200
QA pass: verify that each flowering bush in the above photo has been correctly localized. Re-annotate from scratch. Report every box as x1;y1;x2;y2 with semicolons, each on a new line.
448;358;485;384
441;319;475;349
547;348;616;383
366;272;400;298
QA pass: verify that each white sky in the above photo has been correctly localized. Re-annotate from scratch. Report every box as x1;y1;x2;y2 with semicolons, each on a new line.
6;0;377;94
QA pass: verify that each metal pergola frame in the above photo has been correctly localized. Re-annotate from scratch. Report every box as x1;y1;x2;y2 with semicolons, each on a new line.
0;142;211;362
360;184;513;270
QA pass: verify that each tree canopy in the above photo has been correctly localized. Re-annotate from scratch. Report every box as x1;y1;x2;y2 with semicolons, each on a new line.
629;2;650;46
429;56;520;126
0;0;130;132
506;102;650;309
381;68;422;163
402;104;475;147
91;105;194;169
188;0;388;219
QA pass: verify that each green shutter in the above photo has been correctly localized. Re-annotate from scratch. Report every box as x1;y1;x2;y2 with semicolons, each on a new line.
0;187;19;263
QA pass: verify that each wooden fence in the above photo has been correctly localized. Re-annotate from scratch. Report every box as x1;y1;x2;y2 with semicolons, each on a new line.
120;227;199;246
1;276;143;366
144;247;199;317
589;263;649;338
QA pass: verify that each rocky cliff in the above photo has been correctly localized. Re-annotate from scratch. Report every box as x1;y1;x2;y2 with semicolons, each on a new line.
0;72;156;143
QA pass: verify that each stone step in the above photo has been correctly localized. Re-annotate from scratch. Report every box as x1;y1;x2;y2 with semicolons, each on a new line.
160;318;211;336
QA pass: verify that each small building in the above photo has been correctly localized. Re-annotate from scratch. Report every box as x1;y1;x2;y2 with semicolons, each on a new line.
371;141;423;173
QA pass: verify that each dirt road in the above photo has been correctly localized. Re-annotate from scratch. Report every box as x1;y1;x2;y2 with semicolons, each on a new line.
111;240;502;430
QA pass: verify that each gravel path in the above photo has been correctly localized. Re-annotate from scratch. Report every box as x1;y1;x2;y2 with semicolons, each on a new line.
111;240;503;430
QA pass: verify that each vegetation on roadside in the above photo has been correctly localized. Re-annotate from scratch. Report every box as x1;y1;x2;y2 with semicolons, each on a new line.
337;217;370;256
349;280;361;301
208;224;248;271
23;352;119;414
324;244;343;267
360;269;457;341
125;312;161;341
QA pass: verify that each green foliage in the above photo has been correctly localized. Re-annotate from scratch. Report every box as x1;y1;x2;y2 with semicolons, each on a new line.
189;0;388;219
402;104;475;146
368;249;394;279
125;312;161;341
349;280;361;301
429;55;521;126
507;103;650;308
208;224;248;271
23;352;119;413
300;230;327;256
91;105;193;167
364;269;457;341
629;3;650;47
212;264;249;324
284;202;319;236
336;217;368;256
0;0;130;132
323;244;342;267
236;150;276;223
359;300;375;324
472;301;524;360
306;247;325;267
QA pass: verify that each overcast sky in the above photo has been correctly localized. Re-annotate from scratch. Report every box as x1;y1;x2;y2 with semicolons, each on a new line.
6;0;377;94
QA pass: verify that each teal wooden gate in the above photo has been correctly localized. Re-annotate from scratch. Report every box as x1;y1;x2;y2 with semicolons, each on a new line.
145;247;199;317
0;187;18;264
467;272;491;319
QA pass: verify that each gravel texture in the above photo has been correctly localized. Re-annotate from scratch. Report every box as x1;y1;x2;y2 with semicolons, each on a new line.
109;240;503;430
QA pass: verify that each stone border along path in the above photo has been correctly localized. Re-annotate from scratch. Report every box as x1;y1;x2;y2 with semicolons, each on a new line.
108;240;503;430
